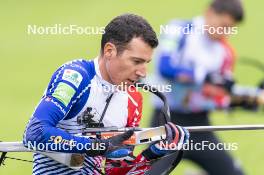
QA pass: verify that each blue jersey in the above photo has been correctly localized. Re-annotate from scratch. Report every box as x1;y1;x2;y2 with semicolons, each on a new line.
23;58;143;174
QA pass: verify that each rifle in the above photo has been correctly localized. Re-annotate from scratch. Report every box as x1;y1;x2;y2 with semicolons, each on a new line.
1;83;264;174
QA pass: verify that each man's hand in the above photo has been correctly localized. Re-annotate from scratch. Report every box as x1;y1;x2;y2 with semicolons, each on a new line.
86;130;134;158
204;73;235;93
177;73;194;83
143;123;189;160
164;122;189;147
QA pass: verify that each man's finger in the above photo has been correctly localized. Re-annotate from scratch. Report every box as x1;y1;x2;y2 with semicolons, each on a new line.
120;130;134;141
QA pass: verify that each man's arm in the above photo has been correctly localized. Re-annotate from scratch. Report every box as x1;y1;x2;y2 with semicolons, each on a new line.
157;20;194;82
23;60;95;153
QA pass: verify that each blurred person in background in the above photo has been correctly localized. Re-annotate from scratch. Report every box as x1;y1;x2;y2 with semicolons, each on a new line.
149;0;245;174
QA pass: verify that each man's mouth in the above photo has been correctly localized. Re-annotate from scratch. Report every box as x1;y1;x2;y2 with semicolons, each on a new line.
127;79;137;84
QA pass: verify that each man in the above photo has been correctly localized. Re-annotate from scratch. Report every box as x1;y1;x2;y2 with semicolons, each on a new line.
23;14;189;175
150;0;245;174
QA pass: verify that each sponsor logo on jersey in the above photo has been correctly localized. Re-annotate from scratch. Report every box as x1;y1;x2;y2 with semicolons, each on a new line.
52;82;76;106
44;96;66;114
62;69;83;88
48;136;77;146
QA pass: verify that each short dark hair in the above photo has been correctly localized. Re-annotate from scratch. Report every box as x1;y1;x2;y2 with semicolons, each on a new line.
210;0;244;22
101;13;158;55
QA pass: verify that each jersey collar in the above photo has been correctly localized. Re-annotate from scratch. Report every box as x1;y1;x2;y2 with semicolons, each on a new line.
94;57;117;92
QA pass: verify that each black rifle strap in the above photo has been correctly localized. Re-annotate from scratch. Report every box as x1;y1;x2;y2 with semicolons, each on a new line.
98;93;114;126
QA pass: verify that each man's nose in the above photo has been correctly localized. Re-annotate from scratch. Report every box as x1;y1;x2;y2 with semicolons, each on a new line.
136;65;147;78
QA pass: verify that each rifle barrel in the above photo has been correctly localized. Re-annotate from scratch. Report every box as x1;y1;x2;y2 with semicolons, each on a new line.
185;125;264;132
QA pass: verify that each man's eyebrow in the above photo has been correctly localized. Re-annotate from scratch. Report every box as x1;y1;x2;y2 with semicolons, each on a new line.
132;57;151;63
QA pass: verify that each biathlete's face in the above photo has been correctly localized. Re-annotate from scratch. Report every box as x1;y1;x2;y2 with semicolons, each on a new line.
104;37;153;86
205;7;237;40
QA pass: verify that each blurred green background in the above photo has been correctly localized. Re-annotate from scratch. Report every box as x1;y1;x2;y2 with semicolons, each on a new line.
0;0;264;174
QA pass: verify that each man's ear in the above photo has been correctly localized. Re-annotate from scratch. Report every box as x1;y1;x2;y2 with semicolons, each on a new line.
103;42;117;60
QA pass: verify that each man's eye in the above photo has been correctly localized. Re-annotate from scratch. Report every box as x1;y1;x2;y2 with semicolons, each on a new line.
134;60;141;64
